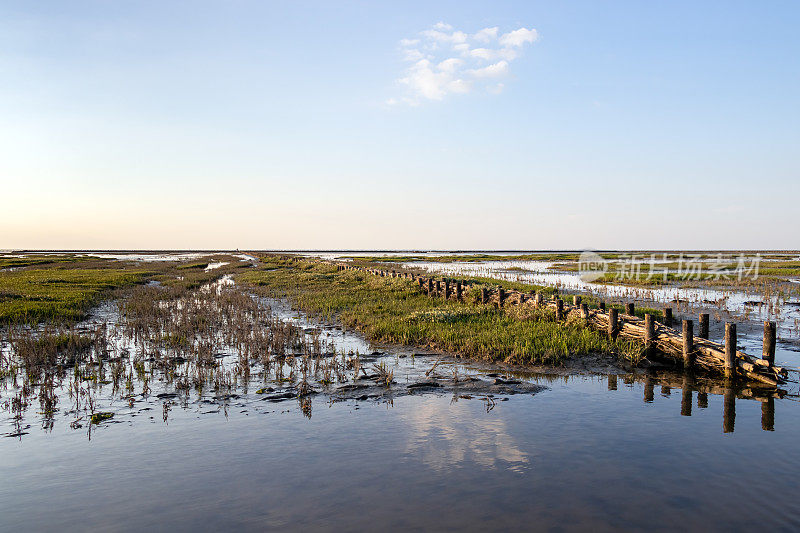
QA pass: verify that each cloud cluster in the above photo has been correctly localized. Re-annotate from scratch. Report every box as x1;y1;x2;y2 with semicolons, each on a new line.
388;22;538;105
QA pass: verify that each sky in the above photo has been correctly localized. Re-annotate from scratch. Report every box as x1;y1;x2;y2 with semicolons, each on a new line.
1;0;798;250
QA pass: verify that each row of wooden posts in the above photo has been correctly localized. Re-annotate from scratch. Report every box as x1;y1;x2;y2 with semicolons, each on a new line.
332;262;785;388
608;373;776;433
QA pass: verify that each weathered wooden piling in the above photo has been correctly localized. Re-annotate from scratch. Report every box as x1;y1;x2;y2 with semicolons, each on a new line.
664;307;673;327
497;288;505;307
574;295;581;306
625;302;635;316
580;303;589;319
534;292;542;306
697;392;708;408
455;282;462;301
644;313;655;355
762;321;776;366
599;302;606;311
444;281;450;300
426;279;433;296
681;375;693;416
608;374;617;390
762;397;775;431
644;376;654;402
480;287;487;304
608;308;619;339
682;319;694;369
724;323;737;379
699;313;709;339
723;387;736;433
556;299;564;321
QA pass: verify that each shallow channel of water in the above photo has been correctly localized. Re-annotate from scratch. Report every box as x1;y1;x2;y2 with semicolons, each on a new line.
2;369;799;532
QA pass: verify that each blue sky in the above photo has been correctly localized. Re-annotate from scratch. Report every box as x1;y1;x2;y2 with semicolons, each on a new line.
1;1;798;249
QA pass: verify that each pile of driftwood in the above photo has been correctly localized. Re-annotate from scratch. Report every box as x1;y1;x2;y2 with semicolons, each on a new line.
329;261;786;388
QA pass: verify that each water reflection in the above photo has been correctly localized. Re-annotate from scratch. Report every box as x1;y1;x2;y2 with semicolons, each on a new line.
402;396;530;474
762;398;775;431
600;371;787;434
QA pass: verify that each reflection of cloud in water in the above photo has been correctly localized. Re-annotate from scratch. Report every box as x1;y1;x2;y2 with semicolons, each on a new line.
402;396;529;474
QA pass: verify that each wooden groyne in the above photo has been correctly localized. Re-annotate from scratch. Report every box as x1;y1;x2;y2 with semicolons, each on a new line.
327;260;787;388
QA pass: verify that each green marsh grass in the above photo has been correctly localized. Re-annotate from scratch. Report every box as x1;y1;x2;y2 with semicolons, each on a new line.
240;259;638;366
0;268;153;323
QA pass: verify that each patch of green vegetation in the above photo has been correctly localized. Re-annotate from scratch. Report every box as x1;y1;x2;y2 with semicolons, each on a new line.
176;261;210;270
90;412;114;424
0;255;80;269
0;268;152;324
239;259;639;366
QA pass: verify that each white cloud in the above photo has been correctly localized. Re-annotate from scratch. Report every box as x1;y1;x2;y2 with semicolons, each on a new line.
473;26;499;43
498;27;538;48
398;58;472;101
390;23;538;105
402;48;425;61
469;60;509;78
469;47;518;61
438;58;463;73
421;28;467;44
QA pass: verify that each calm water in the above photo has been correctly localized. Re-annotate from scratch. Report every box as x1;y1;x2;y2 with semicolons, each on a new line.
2;364;800;531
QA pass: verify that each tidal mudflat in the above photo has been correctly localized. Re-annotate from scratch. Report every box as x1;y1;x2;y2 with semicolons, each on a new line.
2;252;800;531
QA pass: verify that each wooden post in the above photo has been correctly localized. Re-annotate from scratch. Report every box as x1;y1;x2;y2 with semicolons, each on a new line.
723;387;736;433
480;287;487;304
762;321;776;366
599;302;606;311
697;392;708;409
497;288;505;307
580;303;589;319
664;307;673;327
427;279;433;296
698;313;709;339
762;397;775;432
643;376;654;403
682;319;694;369
534;292;542;306
444;281;450;300
625;302;635;316
456;282;462;301
681;375;692;417
574;295;581;306
518;293;526;305
724;323;737;379
556;299;564;321
608;308;618;339
608;374;617;390
644;314;655;356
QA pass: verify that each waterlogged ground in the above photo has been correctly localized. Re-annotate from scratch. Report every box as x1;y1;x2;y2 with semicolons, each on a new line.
3;369;800;531
3;258;800;531
304;251;800;369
